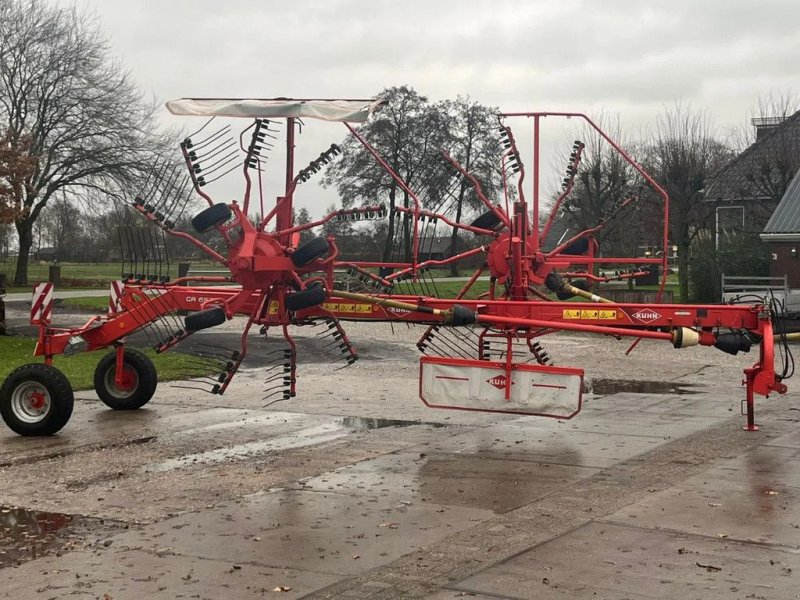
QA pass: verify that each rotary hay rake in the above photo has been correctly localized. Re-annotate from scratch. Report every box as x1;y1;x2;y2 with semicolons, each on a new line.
0;97;793;436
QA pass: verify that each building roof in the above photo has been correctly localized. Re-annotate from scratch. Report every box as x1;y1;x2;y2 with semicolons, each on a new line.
763;169;800;234
705;110;800;203
418;236;469;254
540;219;576;252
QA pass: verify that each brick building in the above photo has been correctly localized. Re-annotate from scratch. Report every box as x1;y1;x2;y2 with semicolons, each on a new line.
705;111;800;247
761;169;800;288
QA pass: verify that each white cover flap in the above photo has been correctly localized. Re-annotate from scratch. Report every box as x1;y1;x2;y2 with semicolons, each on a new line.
165;98;383;122
420;358;583;418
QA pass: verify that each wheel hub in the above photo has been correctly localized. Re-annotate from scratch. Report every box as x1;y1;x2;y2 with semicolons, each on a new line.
105;364;139;398
28;391;46;410
10;382;51;423
116;366;137;391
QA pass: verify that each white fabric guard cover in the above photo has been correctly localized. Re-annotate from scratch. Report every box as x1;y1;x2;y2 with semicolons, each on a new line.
165;98;383;122
420;358;583;418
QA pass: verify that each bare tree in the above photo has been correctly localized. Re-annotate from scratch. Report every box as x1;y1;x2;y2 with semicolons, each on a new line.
642;105;732;301
324;86;455;262
0;0;161;284
437;97;502;275
38;194;83;261
558;116;639;259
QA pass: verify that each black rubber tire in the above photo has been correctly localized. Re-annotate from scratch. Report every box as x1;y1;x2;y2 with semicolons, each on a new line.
291;236;329;267
562;238;590;255
571;278;590;292
93;349;158;410
185;306;227;332
285;283;326;311
470;210;502;230
192;203;232;233
0;364;74;436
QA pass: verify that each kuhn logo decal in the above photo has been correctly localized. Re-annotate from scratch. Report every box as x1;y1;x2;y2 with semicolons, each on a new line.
486;375;512;390
631;309;661;323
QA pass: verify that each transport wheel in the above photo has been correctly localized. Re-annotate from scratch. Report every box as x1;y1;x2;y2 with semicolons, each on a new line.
291;236;329;267
0;364;74;436
94;349;158;410
285;283;326;311
184;306;227;332
191;203;232;233
470;210;502;230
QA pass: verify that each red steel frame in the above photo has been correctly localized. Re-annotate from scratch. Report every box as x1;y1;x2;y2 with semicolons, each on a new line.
23;102;789;432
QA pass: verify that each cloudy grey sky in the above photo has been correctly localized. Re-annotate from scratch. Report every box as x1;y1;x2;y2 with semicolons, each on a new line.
53;0;800;217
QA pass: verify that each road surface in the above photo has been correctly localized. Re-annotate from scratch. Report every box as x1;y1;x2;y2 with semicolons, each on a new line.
1;303;799;599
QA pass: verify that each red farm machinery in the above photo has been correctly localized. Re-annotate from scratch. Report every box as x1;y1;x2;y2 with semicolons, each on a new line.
0;97;792;436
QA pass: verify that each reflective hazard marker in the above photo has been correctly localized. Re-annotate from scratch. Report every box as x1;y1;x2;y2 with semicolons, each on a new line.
30;283;54;325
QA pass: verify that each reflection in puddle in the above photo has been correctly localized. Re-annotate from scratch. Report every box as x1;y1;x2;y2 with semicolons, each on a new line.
589;378;699;396
0;505;73;566
342;416;446;431
418;454;584;514
145;422;349;473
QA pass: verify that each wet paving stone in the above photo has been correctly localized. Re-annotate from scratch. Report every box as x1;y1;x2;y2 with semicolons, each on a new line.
447;521;800;600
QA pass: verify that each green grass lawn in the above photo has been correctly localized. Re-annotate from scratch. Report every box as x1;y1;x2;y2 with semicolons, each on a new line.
59;296;109;312
0;261;128;286
0;261;220;292
0;335;213;391
392;279;490;299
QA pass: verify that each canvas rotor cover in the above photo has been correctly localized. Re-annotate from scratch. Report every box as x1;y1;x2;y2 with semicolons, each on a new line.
165;97;383;122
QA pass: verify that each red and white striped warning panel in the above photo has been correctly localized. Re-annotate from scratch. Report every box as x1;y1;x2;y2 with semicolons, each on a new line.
420;356;583;419
108;280;126;314
30;283;54;325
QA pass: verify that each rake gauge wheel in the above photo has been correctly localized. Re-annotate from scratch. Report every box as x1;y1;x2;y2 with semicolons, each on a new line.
185;307;227;332
291;236;330;267
469;210;503;231
94;349;158;410
285;283;326;311
192;202;232;233
0;364;74;436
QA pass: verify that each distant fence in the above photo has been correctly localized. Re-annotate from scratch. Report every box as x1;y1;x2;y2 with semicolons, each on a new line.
182;264;363;290
721;274;788;300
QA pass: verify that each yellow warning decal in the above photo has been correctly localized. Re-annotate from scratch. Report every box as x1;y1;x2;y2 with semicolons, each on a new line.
322;302;373;313
268;301;279;314
563;308;617;320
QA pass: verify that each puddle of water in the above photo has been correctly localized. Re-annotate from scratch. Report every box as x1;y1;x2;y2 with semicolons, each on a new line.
589;378;699;396
342;416;446;431
0;506;74;566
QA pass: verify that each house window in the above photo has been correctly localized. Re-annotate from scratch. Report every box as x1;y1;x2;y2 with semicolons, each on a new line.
715;205;745;249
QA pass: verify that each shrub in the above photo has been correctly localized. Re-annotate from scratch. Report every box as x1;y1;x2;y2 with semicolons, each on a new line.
689;233;770;302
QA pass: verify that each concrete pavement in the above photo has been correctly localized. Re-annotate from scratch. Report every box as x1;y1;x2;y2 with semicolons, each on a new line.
0;317;799;599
